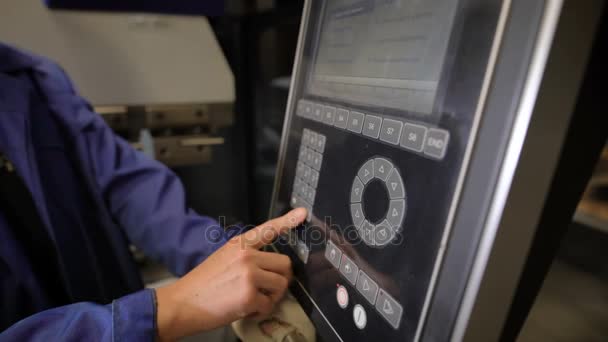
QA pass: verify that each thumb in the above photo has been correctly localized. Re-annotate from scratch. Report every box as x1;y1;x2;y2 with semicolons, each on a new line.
241;208;307;249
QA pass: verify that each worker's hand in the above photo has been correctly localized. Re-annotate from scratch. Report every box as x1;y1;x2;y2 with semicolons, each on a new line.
155;207;307;341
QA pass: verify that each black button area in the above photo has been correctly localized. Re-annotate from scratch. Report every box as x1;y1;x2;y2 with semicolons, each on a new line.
362;179;389;225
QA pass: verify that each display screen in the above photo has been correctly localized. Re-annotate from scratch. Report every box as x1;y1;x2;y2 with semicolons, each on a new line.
308;0;458;114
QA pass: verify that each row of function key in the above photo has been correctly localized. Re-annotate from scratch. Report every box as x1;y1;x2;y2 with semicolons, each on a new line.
296;100;450;160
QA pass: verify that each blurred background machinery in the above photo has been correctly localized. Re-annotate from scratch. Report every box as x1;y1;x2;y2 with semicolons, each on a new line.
0;0;250;225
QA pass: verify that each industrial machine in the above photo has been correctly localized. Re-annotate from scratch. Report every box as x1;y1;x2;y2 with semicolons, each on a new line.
0;0;234;167
270;0;605;341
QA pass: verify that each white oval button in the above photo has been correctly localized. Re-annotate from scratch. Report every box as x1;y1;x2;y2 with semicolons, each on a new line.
353;304;367;330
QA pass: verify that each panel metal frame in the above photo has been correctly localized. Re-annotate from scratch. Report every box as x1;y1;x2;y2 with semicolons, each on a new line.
270;0;604;341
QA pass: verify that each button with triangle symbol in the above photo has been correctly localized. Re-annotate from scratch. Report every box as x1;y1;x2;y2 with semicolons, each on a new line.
350;203;365;229
373;157;393;181
355;270;379;305
387;199;406;232
386;167;405;199
374;220;396;247
383;300;394;314
357;159;375;184
375;289;403;330
350;157;407;247
350;176;364;203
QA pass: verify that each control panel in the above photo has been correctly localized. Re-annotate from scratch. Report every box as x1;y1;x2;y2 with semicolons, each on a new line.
271;0;508;341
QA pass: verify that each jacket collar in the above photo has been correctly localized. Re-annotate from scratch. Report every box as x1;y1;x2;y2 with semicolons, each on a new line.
0;42;41;73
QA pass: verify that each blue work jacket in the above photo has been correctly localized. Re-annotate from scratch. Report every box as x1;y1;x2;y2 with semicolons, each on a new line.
0;43;242;340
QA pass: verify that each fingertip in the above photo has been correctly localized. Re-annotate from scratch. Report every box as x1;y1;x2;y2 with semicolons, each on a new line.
287;207;307;225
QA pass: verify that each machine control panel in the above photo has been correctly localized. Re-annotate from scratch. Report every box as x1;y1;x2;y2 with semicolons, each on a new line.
272;0;506;340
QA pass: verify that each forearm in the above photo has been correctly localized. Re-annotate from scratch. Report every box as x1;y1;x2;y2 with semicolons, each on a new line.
0;289;156;341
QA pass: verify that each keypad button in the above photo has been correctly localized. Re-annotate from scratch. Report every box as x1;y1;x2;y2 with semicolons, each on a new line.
298;182;310;200
356;271;379;305
303;200;313;222
294;239;309;264
315;134;326;153
339;254;359;285
334;109;349;129
302;165;312;184
293;177;301;194
379;118;403;145
357;159;375;184
325;240;342;269
424;128;450;159
376;289;403;330
322;106;336;125
296;162;305;179
306;187;316;204
305;149;315;167
350;203;365;229
312;104;324;122
401;123;428;152
290;195;299;208
286;230;297;246
362;115;382;139
387;199;406;231
373;158;393;182
359;220;375;246
302;129;311;146
350;176;364;203
309;132;318;150
380;119;403;145
311;151;323;171
347;111;365;133
310;169;320;188
374;220;396;247
298;145;308;161
386;168;405;199
303;101;313;118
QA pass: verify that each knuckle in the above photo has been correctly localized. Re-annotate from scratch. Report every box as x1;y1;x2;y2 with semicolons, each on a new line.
278;276;289;291
280;255;292;269
242;286;257;307
237;248;254;262
241;268;256;285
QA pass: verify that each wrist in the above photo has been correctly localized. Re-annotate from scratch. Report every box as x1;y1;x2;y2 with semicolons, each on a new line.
155;283;184;341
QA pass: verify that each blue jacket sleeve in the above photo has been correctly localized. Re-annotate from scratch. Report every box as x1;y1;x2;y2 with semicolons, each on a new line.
0;289;156;342
82;111;239;275
80;102;243;276
36;60;245;277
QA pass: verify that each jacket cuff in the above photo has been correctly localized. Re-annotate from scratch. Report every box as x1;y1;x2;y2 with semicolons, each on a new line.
112;289;156;341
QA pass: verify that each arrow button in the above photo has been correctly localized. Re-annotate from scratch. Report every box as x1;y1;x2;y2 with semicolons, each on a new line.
375;289;403;330
383;300;394;315
355;270;379;305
